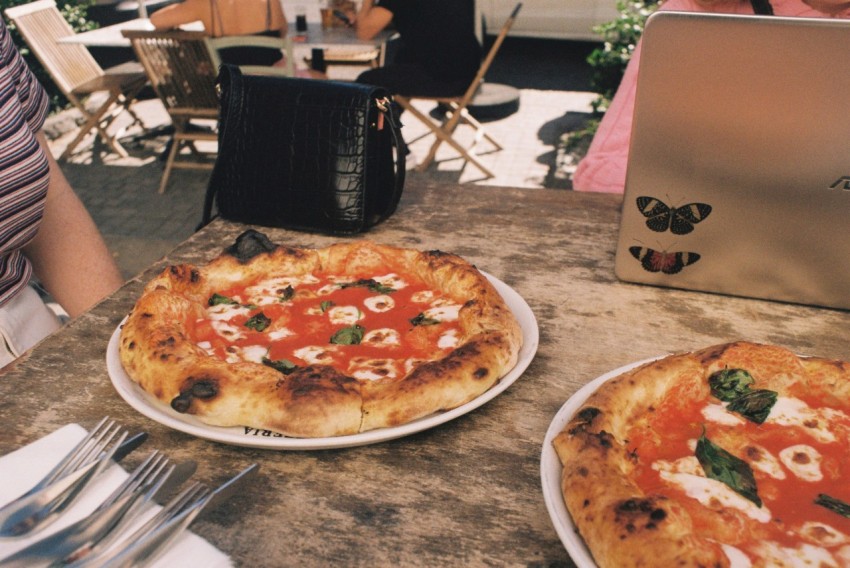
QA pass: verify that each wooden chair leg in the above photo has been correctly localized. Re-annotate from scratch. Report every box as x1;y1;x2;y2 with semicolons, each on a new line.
159;134;182;194
398;98;494;178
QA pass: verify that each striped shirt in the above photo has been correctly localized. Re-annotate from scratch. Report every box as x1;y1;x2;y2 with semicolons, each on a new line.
0;18;50;307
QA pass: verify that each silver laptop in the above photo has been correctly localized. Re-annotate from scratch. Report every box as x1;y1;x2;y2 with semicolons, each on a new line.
614;11;850;310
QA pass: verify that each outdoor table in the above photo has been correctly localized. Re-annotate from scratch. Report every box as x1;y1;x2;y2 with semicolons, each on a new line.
2;180;849;566
56;18;206;48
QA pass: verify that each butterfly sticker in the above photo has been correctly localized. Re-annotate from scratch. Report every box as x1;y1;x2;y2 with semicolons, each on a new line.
636;196;712;235
629;246;701;274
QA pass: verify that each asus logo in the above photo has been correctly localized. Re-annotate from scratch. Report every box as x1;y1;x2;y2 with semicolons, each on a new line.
829;176;850;190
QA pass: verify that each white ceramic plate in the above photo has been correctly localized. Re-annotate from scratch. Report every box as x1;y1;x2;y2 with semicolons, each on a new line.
107;273;539;450
540;357;660;567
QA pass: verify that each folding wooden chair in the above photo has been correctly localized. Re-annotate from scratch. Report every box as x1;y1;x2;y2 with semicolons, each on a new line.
4;0;148;161
207;34;296;77
122;30;220;194
123;31;296;194
394;3;522;178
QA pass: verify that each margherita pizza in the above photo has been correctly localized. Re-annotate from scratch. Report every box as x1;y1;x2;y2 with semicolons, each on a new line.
119;230;522;438
553;341;850;567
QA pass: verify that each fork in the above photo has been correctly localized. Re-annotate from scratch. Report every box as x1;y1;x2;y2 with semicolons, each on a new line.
0;453;196;567
0;424;130;538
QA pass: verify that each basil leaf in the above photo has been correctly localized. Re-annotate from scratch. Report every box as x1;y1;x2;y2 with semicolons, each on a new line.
340;279;395;294
278;285;295;302
726;389;777;424
709;369;755;402
330;324;365;345
410;313;440;326
320;300;335;313
815;494;850;519
262;357;299;374
695;432;762;507
244;312;271;332
209;293;238;306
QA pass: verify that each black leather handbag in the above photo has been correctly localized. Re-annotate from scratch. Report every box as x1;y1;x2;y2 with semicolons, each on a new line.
202;64;405;235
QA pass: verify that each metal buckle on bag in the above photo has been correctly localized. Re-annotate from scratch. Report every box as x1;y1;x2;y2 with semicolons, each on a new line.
375;97;389;131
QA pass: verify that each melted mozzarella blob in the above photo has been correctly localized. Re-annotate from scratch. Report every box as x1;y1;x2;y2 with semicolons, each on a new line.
778;445;823;482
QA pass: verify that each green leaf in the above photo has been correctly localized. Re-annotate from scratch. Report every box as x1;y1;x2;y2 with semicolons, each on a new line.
695;432;762;507
209;293;238;306
726;389;777;424
410;313;440;326
279;285;295;302
320;300;335;313
340;279;395;294
815;494;850;519
262;357;299;374
330;325;365;345
244;312;271;332
709;369;755;402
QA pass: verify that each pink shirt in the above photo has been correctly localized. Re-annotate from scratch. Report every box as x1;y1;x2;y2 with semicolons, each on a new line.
572;0;850;193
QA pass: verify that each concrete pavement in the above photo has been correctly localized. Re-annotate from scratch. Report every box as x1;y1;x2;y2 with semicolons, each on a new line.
44;37;598;279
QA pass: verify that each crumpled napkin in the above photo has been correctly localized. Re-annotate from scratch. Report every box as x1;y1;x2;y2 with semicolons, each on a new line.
0;424;232;567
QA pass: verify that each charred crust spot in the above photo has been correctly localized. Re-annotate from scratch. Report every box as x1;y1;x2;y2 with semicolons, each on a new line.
577;407;601;423
159;353;169;361
141;313;153;318
650;508;667;521
473;367;488;379
425;249;449;258
594;430;614;448
157;337;176;347
169;265;180;276
577;466;589;477
582;499;590;508
645;523;657;530
463;299;476;309
190;269;200;282
617;498;654;514
625;523;636;533
225;230;277;262
171;393;191;413
127;341;136;350
190;380;218;399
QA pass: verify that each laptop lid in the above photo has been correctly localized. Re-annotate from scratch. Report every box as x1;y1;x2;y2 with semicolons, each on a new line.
614;11;850;310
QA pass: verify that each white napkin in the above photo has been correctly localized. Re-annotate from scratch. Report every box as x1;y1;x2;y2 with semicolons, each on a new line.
0;424;233;567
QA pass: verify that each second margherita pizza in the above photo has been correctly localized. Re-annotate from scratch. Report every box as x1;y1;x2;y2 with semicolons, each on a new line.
119;230;523;438
553;341;850;567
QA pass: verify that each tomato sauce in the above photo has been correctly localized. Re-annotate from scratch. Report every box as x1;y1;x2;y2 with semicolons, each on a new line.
628;382;850;555
189;271;463;377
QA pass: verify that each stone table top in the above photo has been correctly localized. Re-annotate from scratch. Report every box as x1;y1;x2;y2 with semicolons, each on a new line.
2;180;849;566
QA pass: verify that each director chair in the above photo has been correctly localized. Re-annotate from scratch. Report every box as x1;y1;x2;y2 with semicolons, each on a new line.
393;3;522;178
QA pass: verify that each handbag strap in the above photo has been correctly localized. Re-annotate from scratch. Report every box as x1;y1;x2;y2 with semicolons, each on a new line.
200;71;407;230
750;0;774;14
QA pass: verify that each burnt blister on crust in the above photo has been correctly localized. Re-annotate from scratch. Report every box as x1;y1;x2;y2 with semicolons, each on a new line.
167;265;201;283
225;229;278;262
171;376;220;413
614;497;669;536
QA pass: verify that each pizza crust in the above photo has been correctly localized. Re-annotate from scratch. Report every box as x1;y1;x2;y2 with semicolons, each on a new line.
119;232;522;438
552;341;850;568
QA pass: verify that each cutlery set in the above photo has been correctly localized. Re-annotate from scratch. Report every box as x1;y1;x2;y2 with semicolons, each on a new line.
0;418;258;567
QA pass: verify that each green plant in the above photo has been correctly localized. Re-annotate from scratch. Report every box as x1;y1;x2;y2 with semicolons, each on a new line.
587;0;661;115
2;0;96;110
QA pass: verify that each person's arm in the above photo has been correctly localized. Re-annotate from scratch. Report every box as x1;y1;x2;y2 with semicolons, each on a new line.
22;133;123;318
150;1;198;30
353;0;392;40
